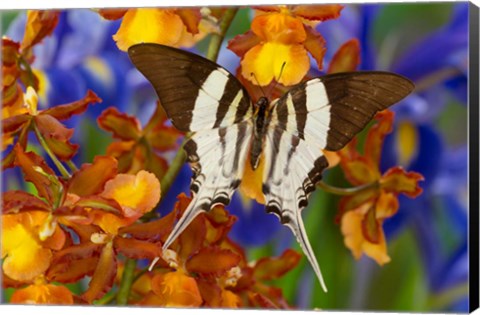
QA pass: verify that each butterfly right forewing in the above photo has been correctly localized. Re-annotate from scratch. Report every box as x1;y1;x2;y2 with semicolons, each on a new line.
262;71;414;291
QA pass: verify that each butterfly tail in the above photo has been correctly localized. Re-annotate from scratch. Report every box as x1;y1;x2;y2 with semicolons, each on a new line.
162;195;206;251
285;208;328;293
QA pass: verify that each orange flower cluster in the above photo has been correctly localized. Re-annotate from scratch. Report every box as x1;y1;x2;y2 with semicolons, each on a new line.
3;146;162;303
228;5;343;86
113;194;301;307
2;10;58;109
338;111;424;265
3;149;299;306
3;11;57;156
97;102;182;180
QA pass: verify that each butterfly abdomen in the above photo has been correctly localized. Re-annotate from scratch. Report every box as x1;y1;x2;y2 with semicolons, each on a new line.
250;97;270;170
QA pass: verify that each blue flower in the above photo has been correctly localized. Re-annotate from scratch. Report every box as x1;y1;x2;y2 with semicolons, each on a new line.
227;194;280;247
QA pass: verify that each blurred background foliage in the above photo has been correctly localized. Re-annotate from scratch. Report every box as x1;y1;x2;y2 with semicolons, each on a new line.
1;2;469;312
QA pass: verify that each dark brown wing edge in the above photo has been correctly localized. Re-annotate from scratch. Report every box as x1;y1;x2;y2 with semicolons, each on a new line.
320;71;414;151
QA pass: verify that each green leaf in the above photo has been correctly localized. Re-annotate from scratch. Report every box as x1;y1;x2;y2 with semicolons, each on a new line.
80;119;111;162
225;8;251;40
1;11;20;36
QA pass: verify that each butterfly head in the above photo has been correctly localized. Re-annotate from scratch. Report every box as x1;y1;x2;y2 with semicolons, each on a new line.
254;96;269;115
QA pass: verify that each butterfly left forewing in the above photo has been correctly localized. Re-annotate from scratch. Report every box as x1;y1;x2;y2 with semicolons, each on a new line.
262;71;414;291
128;43;252;132
128;43;256;251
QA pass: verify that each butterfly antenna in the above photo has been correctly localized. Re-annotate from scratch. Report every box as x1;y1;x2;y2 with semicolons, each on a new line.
250;72;267;98
267;61;287;96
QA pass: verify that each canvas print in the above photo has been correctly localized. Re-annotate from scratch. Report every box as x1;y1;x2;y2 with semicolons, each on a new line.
1;2;476;313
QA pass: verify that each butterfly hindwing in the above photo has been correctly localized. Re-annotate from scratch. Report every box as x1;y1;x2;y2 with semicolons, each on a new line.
163;122;253;249
262;126;329;291
263;71;414;291
128;43;252;132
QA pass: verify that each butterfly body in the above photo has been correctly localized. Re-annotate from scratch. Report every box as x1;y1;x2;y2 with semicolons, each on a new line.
251;96;271;170
128;43;414;292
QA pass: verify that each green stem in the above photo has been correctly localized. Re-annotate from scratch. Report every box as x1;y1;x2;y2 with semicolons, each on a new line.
317;180;379;196
131;265;151;283
160;139;187;197
97;264;151;305
33;122;71;178
95;291;116;305
66;160;79;173
206;7;239;62
116;258;137;305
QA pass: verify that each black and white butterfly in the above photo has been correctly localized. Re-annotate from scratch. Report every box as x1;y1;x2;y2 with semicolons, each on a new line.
128;43;414;292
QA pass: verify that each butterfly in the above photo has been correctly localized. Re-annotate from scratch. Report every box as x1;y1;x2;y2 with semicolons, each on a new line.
128;43;414;292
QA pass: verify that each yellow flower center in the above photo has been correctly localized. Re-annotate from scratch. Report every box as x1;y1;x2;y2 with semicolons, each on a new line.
25;86;38;115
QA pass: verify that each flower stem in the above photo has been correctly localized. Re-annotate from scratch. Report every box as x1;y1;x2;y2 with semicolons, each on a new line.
160;139;187;197
66;160;79;173
206;7;239;62
116;258;137;305
317;180;379;196
32;122;71;178
94;291;116;305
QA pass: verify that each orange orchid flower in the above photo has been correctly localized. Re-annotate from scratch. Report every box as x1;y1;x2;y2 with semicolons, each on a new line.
233;248;301;308
228;4;343;86
10;276;73;305
2;145;162;303
2;88;101;168
97;102;182;180
2;211;65;283
2;147;114;286
337;111;424;265
2;10;60;148
65;169;161;303
99;8;213;51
